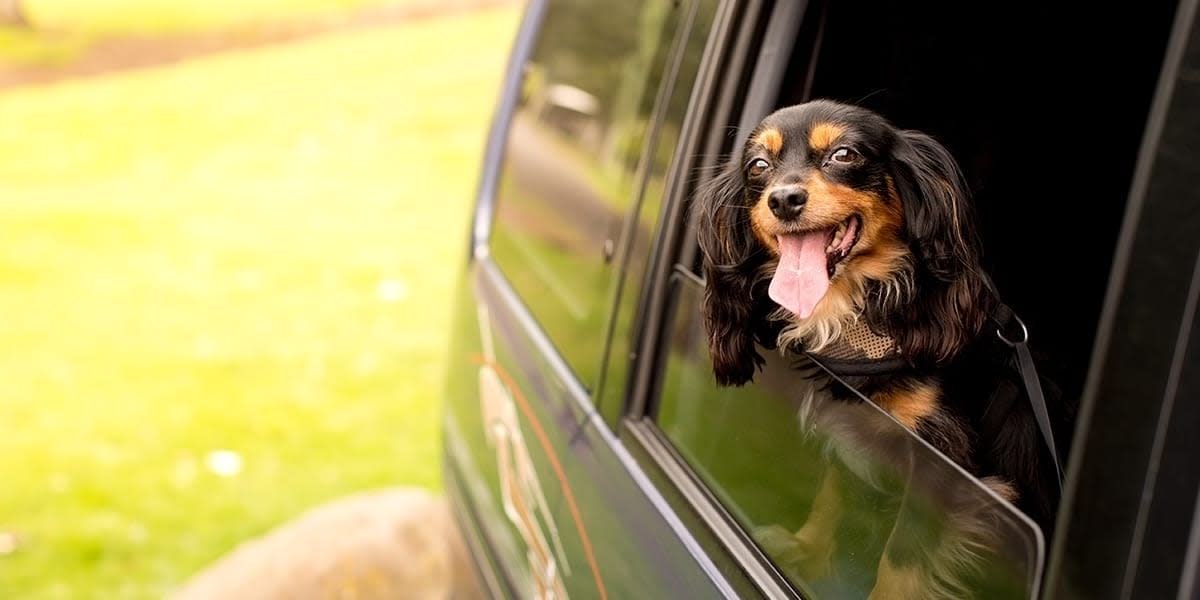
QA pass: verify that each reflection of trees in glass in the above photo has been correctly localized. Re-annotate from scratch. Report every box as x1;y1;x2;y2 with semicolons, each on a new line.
605;1;675;175
536;0;644;120
518;0;715;198
650;0;714;174
532;0;684;181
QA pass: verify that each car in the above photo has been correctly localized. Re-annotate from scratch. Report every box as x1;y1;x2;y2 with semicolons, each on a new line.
441;0;1200;597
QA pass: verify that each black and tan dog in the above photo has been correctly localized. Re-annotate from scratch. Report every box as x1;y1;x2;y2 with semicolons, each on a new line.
696;100;1064;597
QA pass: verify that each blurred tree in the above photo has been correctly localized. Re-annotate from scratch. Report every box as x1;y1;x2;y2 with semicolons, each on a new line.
0;0;27;26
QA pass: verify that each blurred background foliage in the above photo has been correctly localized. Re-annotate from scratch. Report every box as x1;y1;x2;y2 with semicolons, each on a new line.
0;1;519;597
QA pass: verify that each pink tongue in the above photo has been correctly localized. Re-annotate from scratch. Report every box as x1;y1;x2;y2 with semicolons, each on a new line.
769;232;830;319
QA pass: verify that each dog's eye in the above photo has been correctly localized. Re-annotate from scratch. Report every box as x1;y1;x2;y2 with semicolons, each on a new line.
830;147;860;164
747;158;770;178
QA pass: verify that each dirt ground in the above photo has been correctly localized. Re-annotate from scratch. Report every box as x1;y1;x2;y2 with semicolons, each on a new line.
173;488;483;600
0;0;515;90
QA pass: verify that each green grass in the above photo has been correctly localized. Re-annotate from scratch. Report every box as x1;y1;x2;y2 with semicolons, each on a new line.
0;6;518;598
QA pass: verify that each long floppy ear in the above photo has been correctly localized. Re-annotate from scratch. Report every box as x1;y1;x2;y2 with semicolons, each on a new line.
696;162;769;386
890;130;990;363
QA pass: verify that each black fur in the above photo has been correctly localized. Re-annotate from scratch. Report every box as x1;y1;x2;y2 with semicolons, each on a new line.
887;130;991;364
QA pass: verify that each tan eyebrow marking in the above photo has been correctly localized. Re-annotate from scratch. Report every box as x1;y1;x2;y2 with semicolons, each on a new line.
809;123;845;152
755;128;783;155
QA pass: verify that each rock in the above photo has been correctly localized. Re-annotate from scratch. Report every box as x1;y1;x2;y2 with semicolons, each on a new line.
174;488;482;600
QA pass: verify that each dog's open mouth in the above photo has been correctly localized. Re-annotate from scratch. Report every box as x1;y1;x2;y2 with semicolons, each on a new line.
824;215;862;273
768;215;862;319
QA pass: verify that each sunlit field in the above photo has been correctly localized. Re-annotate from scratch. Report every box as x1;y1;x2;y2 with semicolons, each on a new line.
0;3;518;597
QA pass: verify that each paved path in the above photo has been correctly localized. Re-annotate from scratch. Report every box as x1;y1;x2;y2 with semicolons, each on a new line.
174;488;482;600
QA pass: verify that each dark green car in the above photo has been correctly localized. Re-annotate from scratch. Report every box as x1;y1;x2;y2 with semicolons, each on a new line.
442;0;1200;597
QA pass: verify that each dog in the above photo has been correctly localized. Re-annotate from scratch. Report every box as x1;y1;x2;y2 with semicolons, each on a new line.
695;100;1065;598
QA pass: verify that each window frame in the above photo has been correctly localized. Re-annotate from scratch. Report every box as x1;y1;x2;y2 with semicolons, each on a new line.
1044;0;1200;595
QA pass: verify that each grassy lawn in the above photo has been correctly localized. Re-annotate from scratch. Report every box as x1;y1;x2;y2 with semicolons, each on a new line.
0;6;518;598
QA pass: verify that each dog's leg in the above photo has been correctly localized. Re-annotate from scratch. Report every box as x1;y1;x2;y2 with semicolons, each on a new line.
791;465;842;578
756;465;843;582
869;452;1001;599
867;452;931;600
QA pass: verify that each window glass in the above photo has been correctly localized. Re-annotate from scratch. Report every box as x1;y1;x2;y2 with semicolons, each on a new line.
490;0;684;389
655;276;1044;597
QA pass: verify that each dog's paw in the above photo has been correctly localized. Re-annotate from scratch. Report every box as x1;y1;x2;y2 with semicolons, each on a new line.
753;524;834;581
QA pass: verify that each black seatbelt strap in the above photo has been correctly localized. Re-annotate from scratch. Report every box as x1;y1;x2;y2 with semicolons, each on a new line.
991;302;1065;491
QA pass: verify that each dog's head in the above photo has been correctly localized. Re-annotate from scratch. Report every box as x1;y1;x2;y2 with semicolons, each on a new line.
697;100;990;385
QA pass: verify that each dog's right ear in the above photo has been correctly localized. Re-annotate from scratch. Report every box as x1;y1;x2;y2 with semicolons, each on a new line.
696;162;766;386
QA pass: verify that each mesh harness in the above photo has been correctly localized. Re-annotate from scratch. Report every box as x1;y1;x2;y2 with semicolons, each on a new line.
804;301;1066;490
803;318;909;377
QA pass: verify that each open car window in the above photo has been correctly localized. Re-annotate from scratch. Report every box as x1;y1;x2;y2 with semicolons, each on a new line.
652;271;1045;598
635;0;1176;593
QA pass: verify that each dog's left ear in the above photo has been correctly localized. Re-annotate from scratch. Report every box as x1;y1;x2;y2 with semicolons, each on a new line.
892;130;990;362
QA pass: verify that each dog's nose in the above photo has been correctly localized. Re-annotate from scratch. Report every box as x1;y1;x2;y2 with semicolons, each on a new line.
768;186;807;221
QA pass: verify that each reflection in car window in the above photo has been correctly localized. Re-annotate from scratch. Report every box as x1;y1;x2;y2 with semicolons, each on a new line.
490;0;685;389
598;0;719;421
655;277;1044;598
